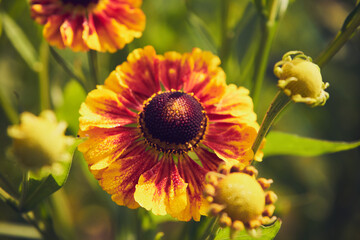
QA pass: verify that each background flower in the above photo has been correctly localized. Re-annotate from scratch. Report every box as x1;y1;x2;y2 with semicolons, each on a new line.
30;0;146;52
78;46;260;221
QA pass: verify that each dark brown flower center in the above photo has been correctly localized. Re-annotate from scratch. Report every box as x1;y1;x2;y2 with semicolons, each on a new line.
62;0;99;7
139;91;207;153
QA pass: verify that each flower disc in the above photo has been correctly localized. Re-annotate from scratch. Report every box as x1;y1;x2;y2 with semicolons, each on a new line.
139;91;207;153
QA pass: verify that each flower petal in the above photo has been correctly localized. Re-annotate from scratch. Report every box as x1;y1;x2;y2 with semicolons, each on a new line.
158;51;188;91
134;156;188;216
176;154;209;221
79;86;137;131
78;127;139;177
116;46;160;100
206;84;258;125
183;48;226;106
195;147;224;171
43;15;66;49
99;142;157;209
103;70;144;111
203;123;256;164
60;16;88;52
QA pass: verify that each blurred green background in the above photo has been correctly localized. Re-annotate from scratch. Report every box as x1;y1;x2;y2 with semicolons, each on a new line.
1;0;359;239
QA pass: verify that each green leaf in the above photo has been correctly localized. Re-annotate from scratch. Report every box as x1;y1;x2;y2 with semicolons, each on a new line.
215;220;281;240
263;131;360;157
186;12;218;54
0;12;39;71
19;139;81;212
55;80;86;134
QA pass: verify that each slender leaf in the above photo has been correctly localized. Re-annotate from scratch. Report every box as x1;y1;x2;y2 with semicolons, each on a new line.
55;80;86;134
263;131;360;157
186;12;218;54
19;139;81;211
0;12;39;71
215;220;281;240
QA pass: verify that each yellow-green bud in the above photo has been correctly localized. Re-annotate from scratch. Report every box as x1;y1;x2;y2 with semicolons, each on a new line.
7;110;74;172
214;173;265;223
274;51;329;106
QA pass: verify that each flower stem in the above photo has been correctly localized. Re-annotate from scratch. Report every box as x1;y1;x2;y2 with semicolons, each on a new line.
251;0;280;110
315;3;360;68
88;50;99;89
39;41;50;110
200;217;219;240
49;47;87;91
0;187;19;210
252;91;291;157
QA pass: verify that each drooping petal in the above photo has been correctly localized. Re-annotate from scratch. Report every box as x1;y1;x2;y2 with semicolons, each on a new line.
203;123;256;164
60;16;88;51
79;86;137;131
43;15;66;49
176;154;209;221
102;0;145;32
30;0;145;52
78;127;139;177
99;142;158;209
134;156;188;216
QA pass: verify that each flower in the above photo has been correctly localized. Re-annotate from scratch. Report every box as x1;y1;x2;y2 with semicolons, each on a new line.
78;46;260;221
7;110;74;175
205;163;277;235
30;0;145;52
274;51;329;106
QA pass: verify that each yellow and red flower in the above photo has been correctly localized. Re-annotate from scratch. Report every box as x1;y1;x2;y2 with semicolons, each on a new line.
78;46;261;221
30;0;145;52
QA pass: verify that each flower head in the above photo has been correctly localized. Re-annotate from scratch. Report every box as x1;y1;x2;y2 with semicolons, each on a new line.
78;46;260;221
274;51;329;106
7;110;74;174
30;0;145;52
205;164;277;235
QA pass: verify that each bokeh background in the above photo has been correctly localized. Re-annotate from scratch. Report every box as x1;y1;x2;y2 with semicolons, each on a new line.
0;0;359;239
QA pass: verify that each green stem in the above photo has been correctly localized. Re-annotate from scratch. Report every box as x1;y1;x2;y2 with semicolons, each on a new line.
200;217;219;240
39;41;50;110
0;89;18;124
49;47;87;91
19;170;29;210
315;3;360;68
22;211;61;240
252;91;291;157
88;50;99;89
0;187;19;210
251;0;280;109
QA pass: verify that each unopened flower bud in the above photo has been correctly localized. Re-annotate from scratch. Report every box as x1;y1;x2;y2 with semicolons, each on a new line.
274;51;329;106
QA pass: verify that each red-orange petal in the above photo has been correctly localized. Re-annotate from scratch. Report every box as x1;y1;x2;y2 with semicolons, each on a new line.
78;127;139;177
176;154;210;221
79;86;137;131
203;123;256;164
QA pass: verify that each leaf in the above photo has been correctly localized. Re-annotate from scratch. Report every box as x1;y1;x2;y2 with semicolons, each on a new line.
0;12;39;71
55;80;86;134
215;220;281;240
186;12;218;54
263;131;360;157
19;139;81;212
